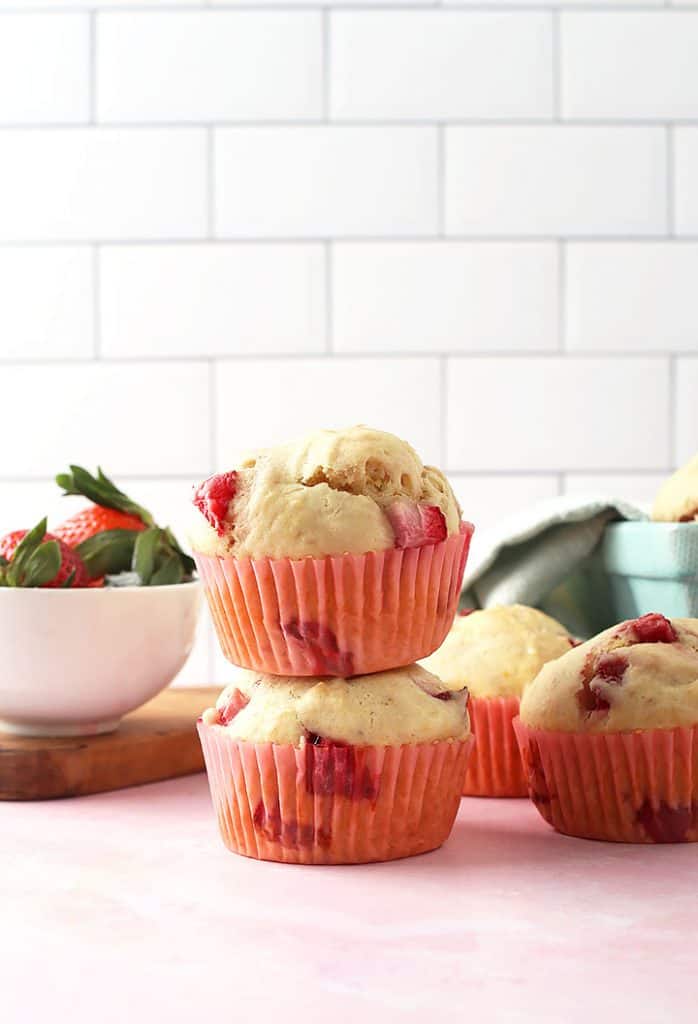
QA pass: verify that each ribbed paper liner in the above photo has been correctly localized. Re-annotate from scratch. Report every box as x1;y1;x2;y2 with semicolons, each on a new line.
195;524;473;677
514;718;698;843
197;722;474;864
463;696;527;798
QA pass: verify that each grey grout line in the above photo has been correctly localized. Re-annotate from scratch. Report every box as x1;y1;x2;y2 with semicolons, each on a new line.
325;242;333;352
557;240;566;351
208;360;217;472
206;126;215;239
439;355;448;467
0;351;689;367
666;124;676;236
88;11;97;125
1;235;697;247
322;10;331;121
669;354;677;464
5;118;698;129
437;124;446;236
552;9;561;121
0;4;683;12
91;244;101;358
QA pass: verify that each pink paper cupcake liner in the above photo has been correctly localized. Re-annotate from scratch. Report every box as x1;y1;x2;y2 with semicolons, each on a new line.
197;720;474;864
463;696;527;798
514;718;698;843
194;523;473;677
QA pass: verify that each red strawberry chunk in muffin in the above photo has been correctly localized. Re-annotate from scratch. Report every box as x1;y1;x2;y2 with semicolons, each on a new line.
304;734;379;801
217;689;249;726
281;620;354;677
595;652;629;683
636;800;698;843
386;502;447;550
628;613;678;645
193;471;238;536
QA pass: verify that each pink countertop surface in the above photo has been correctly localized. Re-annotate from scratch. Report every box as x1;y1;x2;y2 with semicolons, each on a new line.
3;774;697;1024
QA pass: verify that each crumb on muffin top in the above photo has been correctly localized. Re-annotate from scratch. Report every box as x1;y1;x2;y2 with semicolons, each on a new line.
652;453;698;523
187;425;461;560
520;613;698;733
420;604;574;699
201;663;470;747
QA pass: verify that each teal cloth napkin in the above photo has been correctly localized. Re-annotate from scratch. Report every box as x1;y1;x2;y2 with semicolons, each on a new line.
461;495;646;639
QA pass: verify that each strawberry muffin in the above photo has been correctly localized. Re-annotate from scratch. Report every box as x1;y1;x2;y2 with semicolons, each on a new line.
422;605;574;797
189;426;473;677
515;613;698;843
652;453;698;523
198;663;473;863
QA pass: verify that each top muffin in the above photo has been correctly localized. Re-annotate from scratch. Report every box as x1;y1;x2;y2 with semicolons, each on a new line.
520;613;698;732
189;425;461;560
652;453;698;523
421;604;574;699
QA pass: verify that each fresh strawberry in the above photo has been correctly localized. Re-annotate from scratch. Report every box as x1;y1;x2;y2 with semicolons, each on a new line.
386;501;447;549
55;465;195;586
193;471;238;536
0;518;88;588
53;504;145;549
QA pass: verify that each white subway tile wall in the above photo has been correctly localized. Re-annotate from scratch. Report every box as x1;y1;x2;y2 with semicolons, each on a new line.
0;2;694;685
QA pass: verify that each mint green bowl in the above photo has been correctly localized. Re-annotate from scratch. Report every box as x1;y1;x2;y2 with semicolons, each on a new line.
599;522;698;620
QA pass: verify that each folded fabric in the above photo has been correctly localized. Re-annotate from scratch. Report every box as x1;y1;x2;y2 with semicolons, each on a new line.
461;495;646;639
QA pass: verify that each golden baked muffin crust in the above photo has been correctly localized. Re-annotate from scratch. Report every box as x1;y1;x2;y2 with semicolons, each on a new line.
652;453;698;523
421;604;573;699
201;664;470;746
188;425;461;560
520;613;698;733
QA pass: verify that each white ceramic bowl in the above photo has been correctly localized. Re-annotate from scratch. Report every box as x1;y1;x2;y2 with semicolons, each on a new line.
0;581;202;736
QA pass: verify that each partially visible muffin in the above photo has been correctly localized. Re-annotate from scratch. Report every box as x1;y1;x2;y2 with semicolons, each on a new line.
197;664;474;864
516;613;698;843
421;605;573;797
422;604;574;699
652;453;698;523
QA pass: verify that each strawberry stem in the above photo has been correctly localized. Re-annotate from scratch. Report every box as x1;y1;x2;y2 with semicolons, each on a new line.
56;465;154;527
55;465;195;586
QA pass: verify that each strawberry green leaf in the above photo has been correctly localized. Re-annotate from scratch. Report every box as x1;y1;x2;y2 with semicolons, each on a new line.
0;555;8;568
6;517;49;586
150;553;183;587
61;569;77;589
76;529;141;578
133;526;161;585
22;541;61;587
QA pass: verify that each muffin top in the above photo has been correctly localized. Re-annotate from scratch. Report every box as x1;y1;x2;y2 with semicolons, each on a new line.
200;663;470;746
188;425;461;560
652;453;698;523
520;613;698;733
421;604;574;699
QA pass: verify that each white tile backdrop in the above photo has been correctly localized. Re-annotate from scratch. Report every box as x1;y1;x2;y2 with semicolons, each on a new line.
0;1;695;685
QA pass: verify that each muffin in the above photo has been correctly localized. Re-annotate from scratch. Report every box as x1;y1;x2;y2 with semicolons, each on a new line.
422;605;574;797
189;426;473;676
652;453;698;523
514;612;698;843
197;663;473;864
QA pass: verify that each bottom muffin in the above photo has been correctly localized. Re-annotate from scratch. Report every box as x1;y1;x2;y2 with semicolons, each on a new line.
198;664;473;864
515;613;698;843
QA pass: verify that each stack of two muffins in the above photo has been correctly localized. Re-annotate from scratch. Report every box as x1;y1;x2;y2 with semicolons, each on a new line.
189;427;475;864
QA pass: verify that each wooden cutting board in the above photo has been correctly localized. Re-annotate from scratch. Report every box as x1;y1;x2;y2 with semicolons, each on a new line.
0;686;218;801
